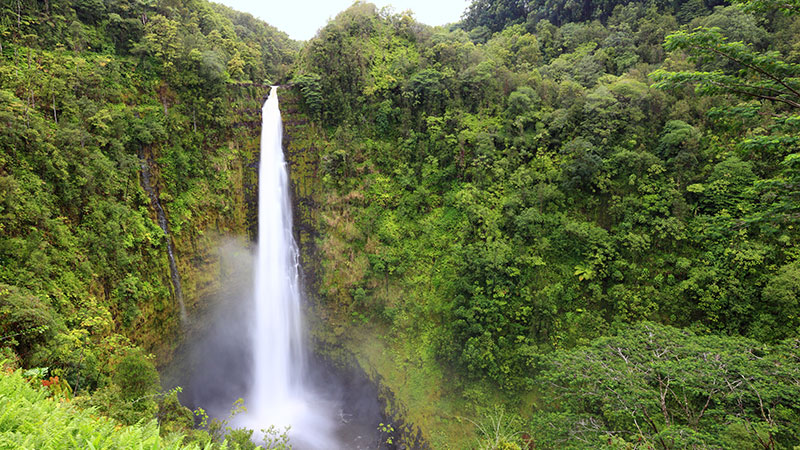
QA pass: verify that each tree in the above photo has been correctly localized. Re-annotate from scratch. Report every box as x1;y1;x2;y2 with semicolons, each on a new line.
0;284;59;360
533;322;800;448
406;68;449;114
651;27;800;111
113;349;160;401
462;0;530;33
291;72;324;119
650;0;800;228
734;0;800;15
754;261;800;341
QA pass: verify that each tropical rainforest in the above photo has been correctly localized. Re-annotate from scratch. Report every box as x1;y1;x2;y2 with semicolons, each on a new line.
1;0;800;448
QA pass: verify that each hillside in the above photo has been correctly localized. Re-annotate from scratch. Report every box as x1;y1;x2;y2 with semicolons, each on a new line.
288;0;800;447
0;0;293;446
1;0;800;448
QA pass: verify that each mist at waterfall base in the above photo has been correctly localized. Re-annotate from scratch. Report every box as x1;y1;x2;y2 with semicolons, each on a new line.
162;244;383;448
163;88;383;448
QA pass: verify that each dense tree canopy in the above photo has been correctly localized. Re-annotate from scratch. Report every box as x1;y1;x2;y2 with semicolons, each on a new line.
460;0;730;33
289;0;800;445
2;0;800;447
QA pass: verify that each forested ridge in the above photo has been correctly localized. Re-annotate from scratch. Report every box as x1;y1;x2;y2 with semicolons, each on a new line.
289;0;800;447
1;0;800;448
0;0;295;447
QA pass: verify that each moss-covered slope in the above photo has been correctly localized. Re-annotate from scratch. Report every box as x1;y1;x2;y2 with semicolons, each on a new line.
0;0;291;402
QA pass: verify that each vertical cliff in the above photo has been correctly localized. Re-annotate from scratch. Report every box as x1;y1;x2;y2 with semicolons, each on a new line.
279;87;322;288
137;83;271;362
279;87;428;448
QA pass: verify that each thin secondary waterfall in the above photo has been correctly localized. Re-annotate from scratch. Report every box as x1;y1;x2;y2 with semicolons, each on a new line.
139;153;187;326
238;86;337;448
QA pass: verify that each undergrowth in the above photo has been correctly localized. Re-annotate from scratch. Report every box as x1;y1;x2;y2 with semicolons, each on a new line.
0;367;201;449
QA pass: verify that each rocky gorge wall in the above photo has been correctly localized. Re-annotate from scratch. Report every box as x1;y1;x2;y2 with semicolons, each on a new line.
154;84;429;446
141;83;271;363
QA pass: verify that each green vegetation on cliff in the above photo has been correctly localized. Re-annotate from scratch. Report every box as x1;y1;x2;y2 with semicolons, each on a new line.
287;0;800;447
3;0;800;447
0;0;294;445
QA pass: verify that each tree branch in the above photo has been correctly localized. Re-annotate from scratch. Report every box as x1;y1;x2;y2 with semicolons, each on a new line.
709;80;800;109
695;42;800;102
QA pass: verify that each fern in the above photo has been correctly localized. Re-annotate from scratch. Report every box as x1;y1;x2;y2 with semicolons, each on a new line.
0;367;199;449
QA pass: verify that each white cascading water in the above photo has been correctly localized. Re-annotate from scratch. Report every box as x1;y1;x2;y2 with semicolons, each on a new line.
237;86;337;448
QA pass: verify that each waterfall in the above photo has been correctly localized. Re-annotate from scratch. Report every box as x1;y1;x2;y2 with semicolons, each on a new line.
238;86;337;448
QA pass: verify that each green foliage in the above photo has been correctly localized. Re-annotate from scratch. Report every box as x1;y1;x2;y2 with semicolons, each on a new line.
467;407;524;450
158;390;195;436
377;422;395;445
0;366;198;449
261;425;291;449
291;0;800;445
756;261;800;341
460;0;725;34
194;398;288;449
531;322;800;448
462;0;529;33
69;348;161;426
4;0;800;447
734;0;800;15
114;347;160;402
0;0;297;445
652;27;800;111
291;73;323;118
406;68;450;114
0;284;60;359
76;383;158;426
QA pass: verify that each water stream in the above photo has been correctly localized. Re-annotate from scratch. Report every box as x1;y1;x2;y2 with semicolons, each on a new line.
234;87;347;447
139;153;187;325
